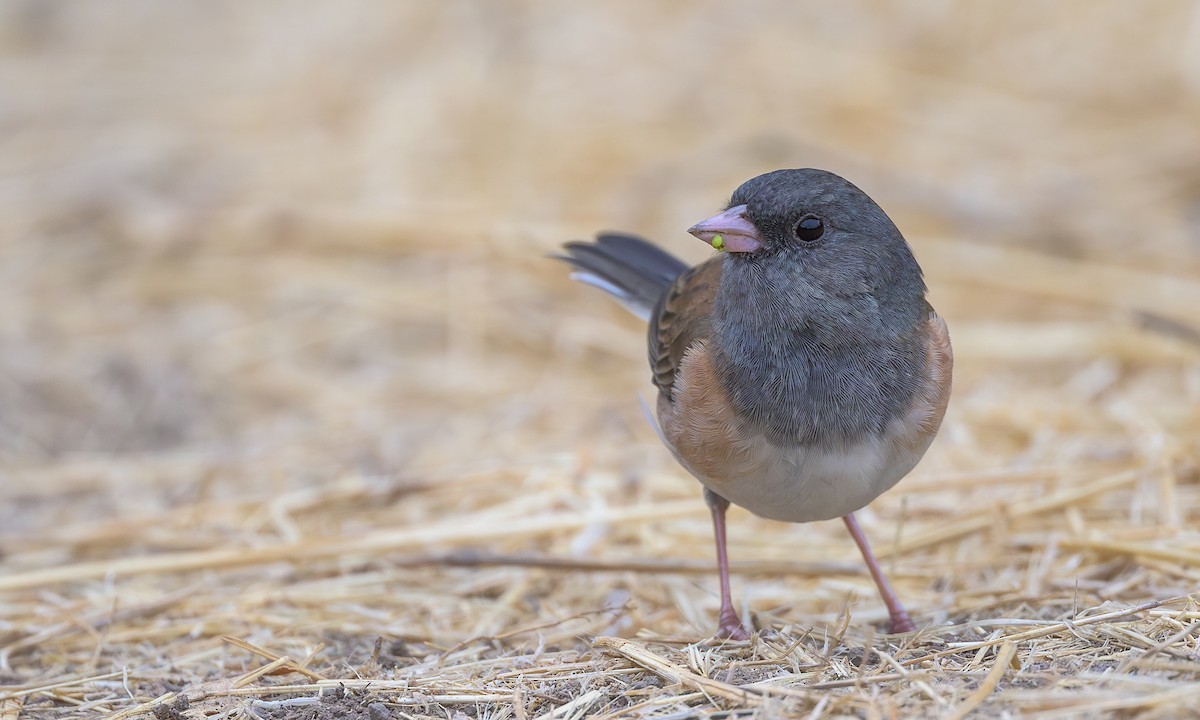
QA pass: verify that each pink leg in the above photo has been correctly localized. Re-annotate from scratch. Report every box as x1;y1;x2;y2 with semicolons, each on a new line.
842;513;915;633
705;489;750;640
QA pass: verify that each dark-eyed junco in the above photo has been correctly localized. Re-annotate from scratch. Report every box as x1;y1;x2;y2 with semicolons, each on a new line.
558;169;951;638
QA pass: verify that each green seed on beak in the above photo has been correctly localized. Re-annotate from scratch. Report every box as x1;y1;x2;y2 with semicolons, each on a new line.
711;234;725;251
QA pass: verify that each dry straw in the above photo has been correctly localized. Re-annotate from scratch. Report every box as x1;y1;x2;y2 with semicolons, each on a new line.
3;3;1200;718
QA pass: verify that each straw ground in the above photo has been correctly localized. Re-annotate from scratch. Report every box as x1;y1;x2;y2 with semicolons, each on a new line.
2;3;1200;718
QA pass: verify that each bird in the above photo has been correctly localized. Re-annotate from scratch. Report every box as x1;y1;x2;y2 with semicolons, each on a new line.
556;168;952;639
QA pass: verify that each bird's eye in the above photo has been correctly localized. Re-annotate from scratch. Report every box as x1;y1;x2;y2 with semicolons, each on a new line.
794;215;824;244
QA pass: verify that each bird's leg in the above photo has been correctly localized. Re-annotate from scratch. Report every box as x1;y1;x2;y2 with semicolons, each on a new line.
842;513;915;633
704;488;750;640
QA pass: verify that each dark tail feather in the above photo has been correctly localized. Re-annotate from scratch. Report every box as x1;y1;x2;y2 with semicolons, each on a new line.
555;233;688;321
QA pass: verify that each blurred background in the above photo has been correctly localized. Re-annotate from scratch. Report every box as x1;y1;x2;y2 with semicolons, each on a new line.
2;0;1200;668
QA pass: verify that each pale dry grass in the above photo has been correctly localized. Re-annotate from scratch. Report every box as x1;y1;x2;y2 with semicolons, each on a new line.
2;2;1200;718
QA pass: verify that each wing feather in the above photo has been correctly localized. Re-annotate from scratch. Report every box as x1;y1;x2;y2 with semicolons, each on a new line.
648;256;723;398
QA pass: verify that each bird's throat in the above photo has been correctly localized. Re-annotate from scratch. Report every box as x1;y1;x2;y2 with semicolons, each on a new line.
709;259;926;446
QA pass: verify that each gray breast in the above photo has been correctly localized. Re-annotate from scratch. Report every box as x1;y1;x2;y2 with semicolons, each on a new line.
712;327;927;448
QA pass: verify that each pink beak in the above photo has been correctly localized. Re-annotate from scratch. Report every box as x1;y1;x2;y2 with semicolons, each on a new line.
687;204;763;253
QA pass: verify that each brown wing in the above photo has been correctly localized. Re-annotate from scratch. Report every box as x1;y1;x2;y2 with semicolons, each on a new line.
914;310;953;436
648;256;723;398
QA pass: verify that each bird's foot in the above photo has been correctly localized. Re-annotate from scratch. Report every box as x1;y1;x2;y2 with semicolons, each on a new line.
887;610;916;634
716;610;751;641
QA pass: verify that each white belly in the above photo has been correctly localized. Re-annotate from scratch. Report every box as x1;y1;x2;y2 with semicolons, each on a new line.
657;336;947;524
694;428;924;522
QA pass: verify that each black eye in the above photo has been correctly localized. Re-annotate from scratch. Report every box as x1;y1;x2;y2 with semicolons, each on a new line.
794;215;824;243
